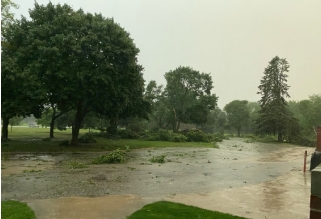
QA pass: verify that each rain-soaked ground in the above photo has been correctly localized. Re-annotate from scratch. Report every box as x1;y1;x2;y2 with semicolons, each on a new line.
1;138;315;219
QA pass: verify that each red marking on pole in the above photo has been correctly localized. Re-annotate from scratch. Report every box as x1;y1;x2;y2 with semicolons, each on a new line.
303;150;307;173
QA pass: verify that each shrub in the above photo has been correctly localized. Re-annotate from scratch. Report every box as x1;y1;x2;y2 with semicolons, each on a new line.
290;136;316;147
117;129;139;139
92;149;125;164
143;132;158;141
171;133;187;142
211;132;224;142
185;130;210;142
157;129;172;141
79;133;97;143
144;129;172;141
149;155;166;163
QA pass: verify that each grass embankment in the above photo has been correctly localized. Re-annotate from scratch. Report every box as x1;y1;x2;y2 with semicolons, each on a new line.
128;201;248;219
1;200;36;219
1;127;217;153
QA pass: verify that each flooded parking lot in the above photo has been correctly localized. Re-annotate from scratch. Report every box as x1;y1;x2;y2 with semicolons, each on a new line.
1;139;314;219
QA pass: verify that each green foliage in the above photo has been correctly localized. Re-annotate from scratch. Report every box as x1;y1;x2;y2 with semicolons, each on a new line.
164;66;218;132
291;136;316;147
1;200;36;219
170;133;187;142
9;116;22;127
36;108;53;128
247;102;261;133
145;129;172;141
1;0;19;31
144;81;170;131
117;129;140;139
156;129;172;141
288;94;321;136
78;133;97;143
4;2;149;145
127;201;249;219
185;130;210;142
56;111;75;131
125;145;130;152
92;149;125;164
224;100;250;136
67;161;89;169
149;155;166;163
260;135;277;142
212;132;224;142
1;127;217;153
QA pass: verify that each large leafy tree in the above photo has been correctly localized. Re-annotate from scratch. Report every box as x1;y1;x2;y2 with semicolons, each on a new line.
1;0;45;141
145;81;170;131
163;66;218;132
224;100;250;136
4;2;148;145
198;107;227;134
257;56;300;142
246;101;261;133
288;94;321;136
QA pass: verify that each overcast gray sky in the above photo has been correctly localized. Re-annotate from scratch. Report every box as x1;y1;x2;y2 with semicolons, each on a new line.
13;0;321;108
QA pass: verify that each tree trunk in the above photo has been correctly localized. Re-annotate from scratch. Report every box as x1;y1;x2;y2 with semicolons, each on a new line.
172;120;179;133
237;128;241;137
70;104;87;146
49;120;55;138
108;118;117;134
71;119;81;146
1;117;10;141
278;132;283;142
177;120;181;132
49;107;56;138
11;125;13;132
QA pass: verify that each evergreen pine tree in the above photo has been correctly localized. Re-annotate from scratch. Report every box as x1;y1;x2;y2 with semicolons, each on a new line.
257;56;300;142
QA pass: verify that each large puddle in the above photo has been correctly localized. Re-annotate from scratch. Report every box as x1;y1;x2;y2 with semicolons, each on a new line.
1;139;314;219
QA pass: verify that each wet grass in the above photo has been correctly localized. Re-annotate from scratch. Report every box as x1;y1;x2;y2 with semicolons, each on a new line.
127;201;249;219
1;200;36;219
2;127;217;153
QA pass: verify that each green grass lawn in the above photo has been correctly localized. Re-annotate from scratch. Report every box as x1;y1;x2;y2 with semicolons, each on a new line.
127;201;249;219
2;127;217;153
1;200;36;219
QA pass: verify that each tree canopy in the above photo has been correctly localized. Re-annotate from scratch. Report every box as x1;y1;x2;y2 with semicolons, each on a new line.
1;0;18;33
163;66;218;132
2;2;149;144
224;100;250;136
